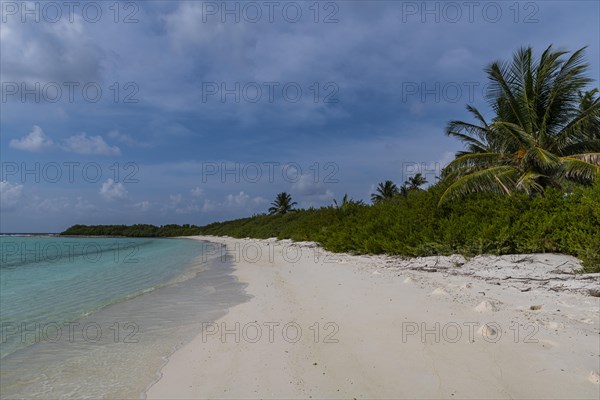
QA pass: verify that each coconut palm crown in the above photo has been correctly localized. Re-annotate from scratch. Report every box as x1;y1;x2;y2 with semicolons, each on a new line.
371;180;399;204
268;192;297;215
441;45;600;204
405;173;428;190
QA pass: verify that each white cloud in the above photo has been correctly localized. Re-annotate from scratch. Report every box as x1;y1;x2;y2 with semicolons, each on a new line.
26;194;97;216
0;181;24;210
99;179;129;201
133;200;151;212
169;194;183;205
252;196;268;206
163;194;200;214
225;191;250;207
62;133;121;156
9;126;121;156
223;192;268;210
34;197;70;213
1;12;103;83
201;199;217;213
191;187;204;197
291;174;332;198
159;190;266;215
74;197;96;212
9;126;55;152
108;130;150;148
299;189;336;208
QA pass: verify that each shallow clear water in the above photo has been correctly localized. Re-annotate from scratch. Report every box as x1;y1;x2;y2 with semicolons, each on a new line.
0;236;248;399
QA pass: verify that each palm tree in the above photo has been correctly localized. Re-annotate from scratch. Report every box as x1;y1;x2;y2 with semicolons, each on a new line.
397;174;428;197
399;184;410;197
405;173;428;190
333;194;349;209
268;192;297;215
441;45;600;204
371;180;399;204
333;194;365;209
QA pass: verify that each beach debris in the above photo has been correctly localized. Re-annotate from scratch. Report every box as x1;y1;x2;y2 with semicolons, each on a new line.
403;277;415;284
372;271;381;275
529;304;543;311
475;300;499;313
460;283;472;290
588;289;600;297
431;287;448;296
588;371;600;384
520;287;532;292
478;323;498;337
503;277;552;283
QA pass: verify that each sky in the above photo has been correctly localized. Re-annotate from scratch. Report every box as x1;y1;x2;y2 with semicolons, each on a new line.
1;0;599;232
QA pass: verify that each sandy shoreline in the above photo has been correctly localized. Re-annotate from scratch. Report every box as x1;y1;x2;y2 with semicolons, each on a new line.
146;236;599;399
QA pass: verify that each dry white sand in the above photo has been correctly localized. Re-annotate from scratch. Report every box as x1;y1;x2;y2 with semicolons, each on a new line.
146;236;600;399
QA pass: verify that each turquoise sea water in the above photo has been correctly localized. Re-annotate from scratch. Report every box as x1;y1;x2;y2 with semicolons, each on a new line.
0;236;248;398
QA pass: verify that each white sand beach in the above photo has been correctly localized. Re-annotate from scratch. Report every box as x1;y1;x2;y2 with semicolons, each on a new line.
147;236;600;399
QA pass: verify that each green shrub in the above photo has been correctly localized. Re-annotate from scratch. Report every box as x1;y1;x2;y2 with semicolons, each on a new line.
61;182;600;273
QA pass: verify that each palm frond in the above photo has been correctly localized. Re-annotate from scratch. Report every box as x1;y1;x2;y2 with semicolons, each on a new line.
555;100;600;148
515;171;546;194
444;152;507;174
439;166;518;205
560;157;600;182
566;153;600;165
523;146;562;170
446;130;488;150
491;121;534;147
559;140;600;155
486;61;527;127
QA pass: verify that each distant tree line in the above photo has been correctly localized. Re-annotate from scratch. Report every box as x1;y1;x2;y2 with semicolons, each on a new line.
61;224;203;237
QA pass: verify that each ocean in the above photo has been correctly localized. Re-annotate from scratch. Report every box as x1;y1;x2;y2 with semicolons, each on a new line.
0;236;248;398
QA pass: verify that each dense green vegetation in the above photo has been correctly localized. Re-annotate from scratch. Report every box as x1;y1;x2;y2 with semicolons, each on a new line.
198;182;600;273
61;45;600;273
372;174;429;203
62;181;600;272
